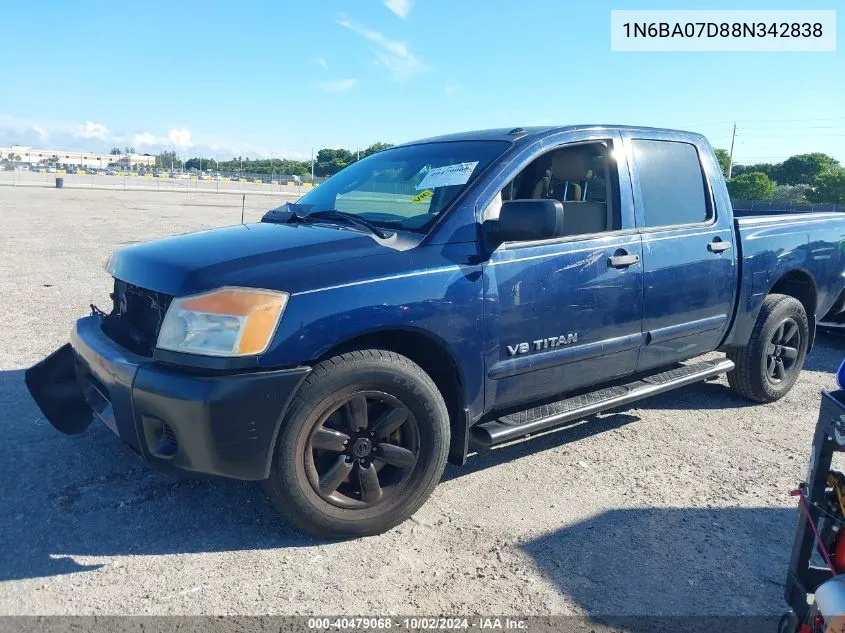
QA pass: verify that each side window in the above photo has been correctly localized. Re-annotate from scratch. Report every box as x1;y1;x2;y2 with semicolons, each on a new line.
632;139;711;227
497;141;620;236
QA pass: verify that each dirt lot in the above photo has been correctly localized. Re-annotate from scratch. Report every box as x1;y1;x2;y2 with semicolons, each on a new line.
0;186;841;616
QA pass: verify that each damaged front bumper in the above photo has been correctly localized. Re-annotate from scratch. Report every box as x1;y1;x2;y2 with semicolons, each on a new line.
25;315;310;480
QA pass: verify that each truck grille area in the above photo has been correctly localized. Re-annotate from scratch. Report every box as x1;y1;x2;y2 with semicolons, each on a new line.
101;279;173;356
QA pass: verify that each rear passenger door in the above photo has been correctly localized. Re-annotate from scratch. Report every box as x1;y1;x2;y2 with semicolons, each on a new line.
622;132;738;372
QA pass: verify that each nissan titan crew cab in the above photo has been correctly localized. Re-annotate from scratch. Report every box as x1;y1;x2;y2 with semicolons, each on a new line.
26;125;845;538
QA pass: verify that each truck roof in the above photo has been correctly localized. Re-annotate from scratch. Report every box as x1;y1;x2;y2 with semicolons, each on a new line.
401;125;709;146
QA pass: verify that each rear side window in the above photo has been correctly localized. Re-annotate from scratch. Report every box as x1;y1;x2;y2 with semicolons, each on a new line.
632;139;711;228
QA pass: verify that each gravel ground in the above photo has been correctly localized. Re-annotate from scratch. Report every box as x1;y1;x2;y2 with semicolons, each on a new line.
0;186;841;616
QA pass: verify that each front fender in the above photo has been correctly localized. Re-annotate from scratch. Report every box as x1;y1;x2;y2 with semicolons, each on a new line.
261;244;485;418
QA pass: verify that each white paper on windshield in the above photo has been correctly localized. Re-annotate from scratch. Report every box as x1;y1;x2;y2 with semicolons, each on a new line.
416;161;479;190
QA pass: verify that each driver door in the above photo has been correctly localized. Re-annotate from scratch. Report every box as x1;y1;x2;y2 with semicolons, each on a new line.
482;134;645;411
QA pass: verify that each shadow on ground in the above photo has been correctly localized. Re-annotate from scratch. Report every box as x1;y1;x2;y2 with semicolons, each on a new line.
0;370;318;582
807;331;845;373
522;506;796;617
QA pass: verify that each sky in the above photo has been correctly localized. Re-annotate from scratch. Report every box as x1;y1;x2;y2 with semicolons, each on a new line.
0;0;842;164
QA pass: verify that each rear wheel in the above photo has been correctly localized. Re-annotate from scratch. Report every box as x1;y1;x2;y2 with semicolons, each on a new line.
262;349;450;538
727;294;809;402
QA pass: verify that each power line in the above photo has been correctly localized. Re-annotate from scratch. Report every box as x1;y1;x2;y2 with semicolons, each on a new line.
737;129;845;140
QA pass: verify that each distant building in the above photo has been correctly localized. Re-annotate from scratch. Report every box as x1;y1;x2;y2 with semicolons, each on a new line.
0;145;155;168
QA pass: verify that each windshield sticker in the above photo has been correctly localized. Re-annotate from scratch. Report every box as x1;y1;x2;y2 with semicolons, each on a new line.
412;189;433;204
416;161;479;190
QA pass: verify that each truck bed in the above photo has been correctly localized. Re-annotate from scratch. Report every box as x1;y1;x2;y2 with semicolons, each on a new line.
732;200;844;217
724;211;845;347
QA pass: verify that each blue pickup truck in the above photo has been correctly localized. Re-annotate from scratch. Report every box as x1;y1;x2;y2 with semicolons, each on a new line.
26;125;845;537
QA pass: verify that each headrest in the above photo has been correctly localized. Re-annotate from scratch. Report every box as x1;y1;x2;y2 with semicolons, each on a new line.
551;152;594;181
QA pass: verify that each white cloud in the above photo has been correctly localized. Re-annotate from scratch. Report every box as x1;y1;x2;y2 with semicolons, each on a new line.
32;125;49;141
132;128;193;148
316;78;359;94
75;121;110;140
132;132;159;146
317;57;328;70
336;14;429;81
384;0;412;19
168;128;193;147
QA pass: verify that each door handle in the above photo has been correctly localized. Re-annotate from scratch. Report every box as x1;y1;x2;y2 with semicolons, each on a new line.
708;239;732;253
607;252;640;269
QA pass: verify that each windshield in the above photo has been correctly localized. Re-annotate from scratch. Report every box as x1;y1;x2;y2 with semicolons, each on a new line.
295;141;510;234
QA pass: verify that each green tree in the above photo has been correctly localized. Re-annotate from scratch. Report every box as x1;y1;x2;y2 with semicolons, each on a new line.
314;148;354;177
109;147;121;155
184;157;204;171
312;143;392;176
361;142;394;158
726;172;775;200
714;148;730;178
807;166;845;204
772;153;840;186
155;151;182;170
731;163;775;180
771;184;809;204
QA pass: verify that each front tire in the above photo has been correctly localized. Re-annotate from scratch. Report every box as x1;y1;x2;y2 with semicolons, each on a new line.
727;294;809;403
262;349;450;538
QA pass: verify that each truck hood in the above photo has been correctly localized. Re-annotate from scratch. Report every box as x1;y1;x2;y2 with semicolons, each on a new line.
107;222;414;296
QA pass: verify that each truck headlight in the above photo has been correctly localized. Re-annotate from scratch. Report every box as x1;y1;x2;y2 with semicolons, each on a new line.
157;287;289;357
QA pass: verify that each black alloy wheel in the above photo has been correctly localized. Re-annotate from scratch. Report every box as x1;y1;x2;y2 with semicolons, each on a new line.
305;392;419;508
727;293;809;403
765;317;801;384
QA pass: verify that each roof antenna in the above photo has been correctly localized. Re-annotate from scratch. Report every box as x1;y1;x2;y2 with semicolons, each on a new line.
241;194;245;224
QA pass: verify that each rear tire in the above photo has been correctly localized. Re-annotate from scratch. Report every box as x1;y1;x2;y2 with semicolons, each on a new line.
727;294;809;403
262;349;450;539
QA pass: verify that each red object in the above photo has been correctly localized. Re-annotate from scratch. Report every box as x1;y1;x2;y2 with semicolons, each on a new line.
834;531;845;573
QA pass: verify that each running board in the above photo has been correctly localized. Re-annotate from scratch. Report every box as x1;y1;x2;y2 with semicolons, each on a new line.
470;359;735;449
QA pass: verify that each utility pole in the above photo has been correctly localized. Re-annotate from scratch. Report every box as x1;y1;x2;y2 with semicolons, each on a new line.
727;122;737;181
311;146;315;181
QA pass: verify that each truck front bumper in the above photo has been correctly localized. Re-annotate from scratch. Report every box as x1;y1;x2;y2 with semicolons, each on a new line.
25;315;311;480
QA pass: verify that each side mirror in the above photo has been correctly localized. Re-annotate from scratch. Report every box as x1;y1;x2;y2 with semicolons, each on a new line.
496;199;565;242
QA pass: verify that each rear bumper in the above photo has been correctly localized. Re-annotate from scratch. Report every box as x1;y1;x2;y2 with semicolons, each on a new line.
25;315;311;480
